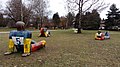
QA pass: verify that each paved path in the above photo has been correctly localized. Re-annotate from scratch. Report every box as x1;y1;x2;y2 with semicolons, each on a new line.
0;30;57;34
0;32;9;34
0;31;39;34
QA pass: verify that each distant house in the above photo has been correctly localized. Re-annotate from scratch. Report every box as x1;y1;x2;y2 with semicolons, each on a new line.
99;19;105;29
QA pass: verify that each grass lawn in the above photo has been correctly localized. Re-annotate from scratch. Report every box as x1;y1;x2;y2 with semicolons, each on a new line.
0;29;120;67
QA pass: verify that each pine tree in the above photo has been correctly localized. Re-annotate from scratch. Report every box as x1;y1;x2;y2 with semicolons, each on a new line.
105;4;120;29
52;12;61;29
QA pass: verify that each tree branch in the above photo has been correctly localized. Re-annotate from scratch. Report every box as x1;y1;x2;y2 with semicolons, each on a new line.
6;6;17;22
83;0;99;13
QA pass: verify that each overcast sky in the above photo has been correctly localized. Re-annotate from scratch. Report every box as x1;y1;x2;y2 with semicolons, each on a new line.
1;0;120;19
49;0;120;19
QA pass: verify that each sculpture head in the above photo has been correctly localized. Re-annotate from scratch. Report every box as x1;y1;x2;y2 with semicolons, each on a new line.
98;30;101;34
16;21;25;31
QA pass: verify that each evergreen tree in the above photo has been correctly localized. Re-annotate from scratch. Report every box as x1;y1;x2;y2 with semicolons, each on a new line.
52;12;60;28
105;4;120;29
75;9;101;30
0;13;4;27
66;12;75;28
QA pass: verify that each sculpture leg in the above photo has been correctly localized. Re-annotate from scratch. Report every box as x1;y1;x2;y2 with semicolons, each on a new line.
22;39;31;57
31;40;46;52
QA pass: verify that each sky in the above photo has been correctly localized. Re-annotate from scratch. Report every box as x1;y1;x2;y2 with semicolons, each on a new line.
49;0;120;19
1;0;120;19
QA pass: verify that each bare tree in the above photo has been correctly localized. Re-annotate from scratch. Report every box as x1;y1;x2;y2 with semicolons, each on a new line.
6;0;21;22
5;0;49;28
29;0;50;29
5;0;32;27
66;0;109;33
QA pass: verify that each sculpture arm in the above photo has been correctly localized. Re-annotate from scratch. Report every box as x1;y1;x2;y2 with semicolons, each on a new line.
95;33;97;39
8;31;15;52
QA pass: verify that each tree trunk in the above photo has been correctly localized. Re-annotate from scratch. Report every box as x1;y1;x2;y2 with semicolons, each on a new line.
35;21;38;29
77;0;82;33
77;27;81;33
77;20;81;33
